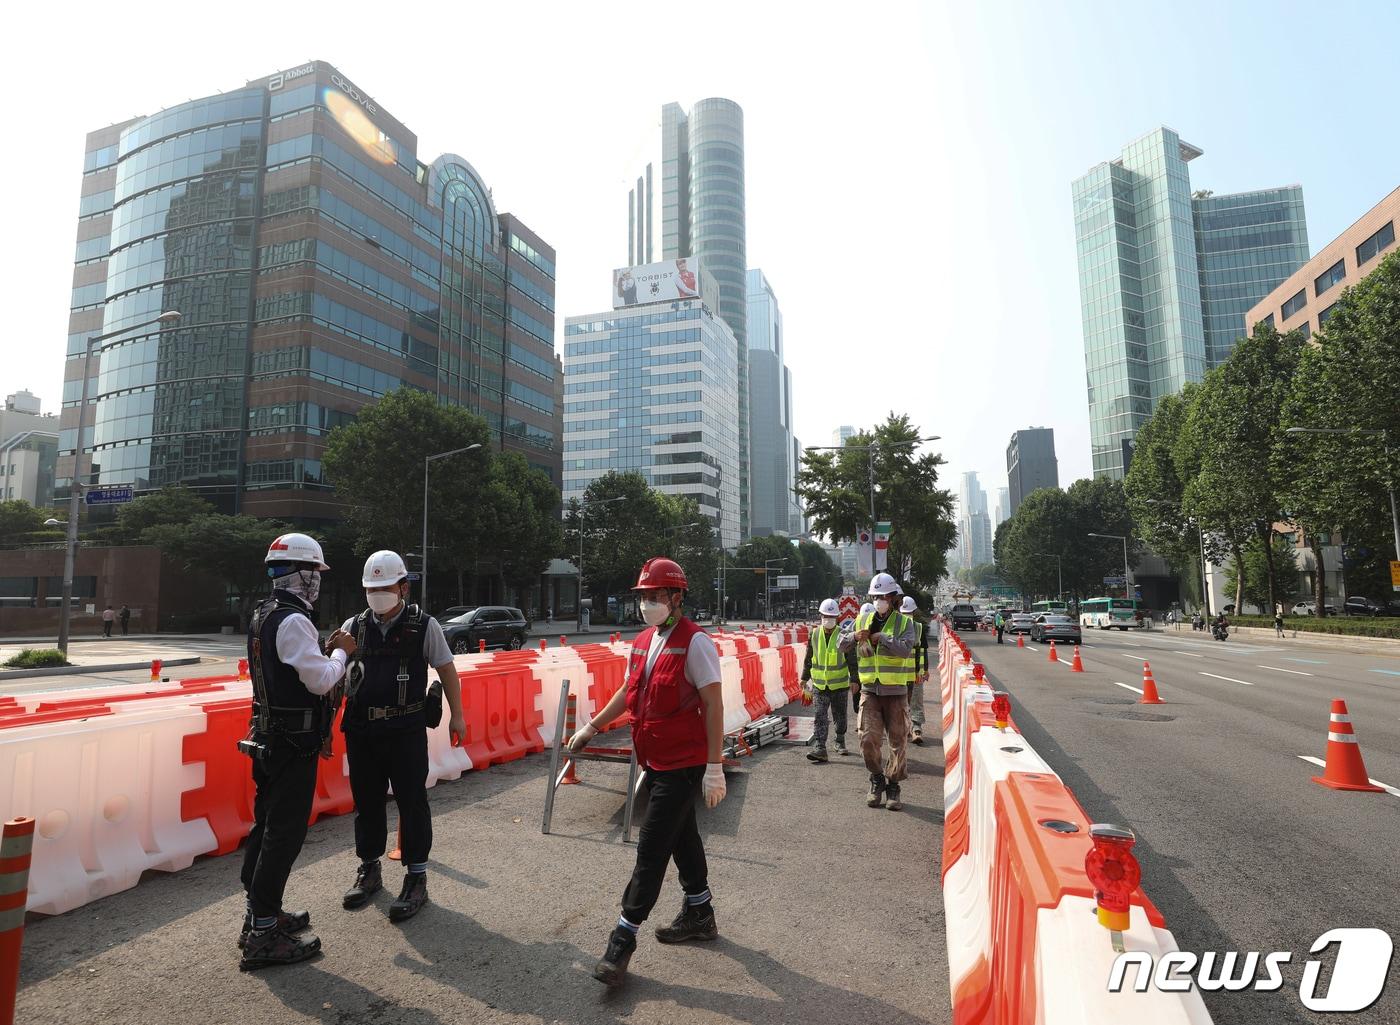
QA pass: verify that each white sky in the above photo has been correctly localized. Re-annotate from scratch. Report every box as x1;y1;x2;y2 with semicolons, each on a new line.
3;0;1396;501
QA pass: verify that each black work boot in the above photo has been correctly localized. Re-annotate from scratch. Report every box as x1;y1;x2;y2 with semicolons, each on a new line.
343;860;383;910
654;900;718;944
806;744;828;763
389;871;428;922
886;784;903;812
593;925;637;987
239;924;321;971
238;908;310;950
867;772;887;808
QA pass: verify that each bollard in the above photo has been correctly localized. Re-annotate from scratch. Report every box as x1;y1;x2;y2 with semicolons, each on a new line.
237;657;249;680
478;638;486;653
1;816;35;1025
150;658;162;682
560;635;568;647
539;638;547;651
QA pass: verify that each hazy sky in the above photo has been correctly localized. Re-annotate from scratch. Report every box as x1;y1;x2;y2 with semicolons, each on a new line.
4;0;1399;501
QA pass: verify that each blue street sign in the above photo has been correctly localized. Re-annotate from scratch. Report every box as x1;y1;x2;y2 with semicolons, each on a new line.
406;572;421;582
1103;575;1125;586
85;485;134;506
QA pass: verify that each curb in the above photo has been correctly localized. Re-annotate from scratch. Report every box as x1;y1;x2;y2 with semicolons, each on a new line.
1230;623;1400;655
0;656;204;681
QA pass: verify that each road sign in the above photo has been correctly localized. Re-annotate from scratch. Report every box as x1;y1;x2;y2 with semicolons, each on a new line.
774;575;800;589
85;485;134;506
1103;575;1125;586
1391;560;1400;592
837;594;861;626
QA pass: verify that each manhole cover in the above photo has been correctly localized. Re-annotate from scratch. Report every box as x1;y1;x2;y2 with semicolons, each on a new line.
1081;707;1175;723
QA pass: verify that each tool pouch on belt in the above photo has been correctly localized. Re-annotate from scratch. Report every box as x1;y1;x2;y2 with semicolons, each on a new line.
424;679;443;728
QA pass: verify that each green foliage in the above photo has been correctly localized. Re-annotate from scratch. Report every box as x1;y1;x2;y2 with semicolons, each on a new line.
1123;388;1196;569
995;478;1139;599
480;452;564;592
718;535;842;611
794;413;957;587
0;499;52;546
1231;615;1400;640
142;513;288;630
2;648;70;669
1222;535;1301;613
109;486;214;543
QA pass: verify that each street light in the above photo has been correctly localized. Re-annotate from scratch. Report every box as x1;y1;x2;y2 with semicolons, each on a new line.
1283;427;1400;563
56;310;181;654
1033;552;1063;602
661;521;701;558
764;557;785;618
1086;532;1132;599
421;443;482;609
574;495;627;632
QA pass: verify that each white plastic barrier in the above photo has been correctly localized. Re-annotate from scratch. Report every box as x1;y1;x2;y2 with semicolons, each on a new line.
756;648;787;713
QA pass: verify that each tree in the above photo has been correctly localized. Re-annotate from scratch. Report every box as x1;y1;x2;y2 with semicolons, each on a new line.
657;494;719;608
479;452;564;603
321;388;492;609
143;514;289;630
1124;388;1198;588
108;486;214;543
564;472;674;615
794;413;957;588
995;478;1140;602
1223;535;1300;614
0;500;49;545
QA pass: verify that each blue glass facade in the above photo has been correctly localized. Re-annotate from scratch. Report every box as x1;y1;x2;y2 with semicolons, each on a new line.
562;300;740;548
745;269;800;537
61;62;560;519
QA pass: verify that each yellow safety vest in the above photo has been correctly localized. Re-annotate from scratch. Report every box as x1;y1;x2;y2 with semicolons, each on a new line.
809;626;850;690
855;610;914;686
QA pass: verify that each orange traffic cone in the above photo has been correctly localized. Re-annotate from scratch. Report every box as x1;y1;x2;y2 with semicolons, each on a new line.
1047;640;1058;662
1140;661;1164;705
1017;633;1024;648
1311;699;1384;792
1071;645;1085;672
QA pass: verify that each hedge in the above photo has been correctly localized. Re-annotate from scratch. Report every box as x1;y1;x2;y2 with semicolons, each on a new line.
2;648;72;669
1231;614;1400;640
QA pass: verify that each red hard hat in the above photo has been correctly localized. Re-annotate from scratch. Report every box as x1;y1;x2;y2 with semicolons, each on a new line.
634;557;687;591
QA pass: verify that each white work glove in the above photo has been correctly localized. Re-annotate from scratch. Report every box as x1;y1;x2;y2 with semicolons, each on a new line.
703;763;727;808
567;722;597;754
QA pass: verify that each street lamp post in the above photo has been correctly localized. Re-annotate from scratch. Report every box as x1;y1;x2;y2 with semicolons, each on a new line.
574;495;627;633
764;558;784;619
421;443;482;611
55;310;181;654
1086;532;1131;599
1284;427;1400;564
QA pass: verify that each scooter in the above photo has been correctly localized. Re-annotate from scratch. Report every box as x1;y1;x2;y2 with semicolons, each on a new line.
1212;622;1229;641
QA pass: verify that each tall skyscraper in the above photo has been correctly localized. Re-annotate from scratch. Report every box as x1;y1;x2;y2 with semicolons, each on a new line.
746;269;800;537
832;425;856;447
1072;127;1307;478
60;61;561;518
652;100;751;537
627;164;654;266
957;472;992;569
995;487;1010;526
1006;428;1059;516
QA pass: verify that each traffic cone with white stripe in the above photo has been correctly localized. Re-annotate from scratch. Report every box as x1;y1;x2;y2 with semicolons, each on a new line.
1311;699;1384;792
1140;661;1164;705
1017;633;1024;648
1047;640;1058;662
1071;645;1085;672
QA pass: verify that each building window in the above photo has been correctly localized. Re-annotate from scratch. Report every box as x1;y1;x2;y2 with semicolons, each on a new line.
1281;289;1308;320
1314;259;1346;297
1298;322;1311;341
1262;313;1275;330
0;577;39;609
1356;221;1395;267
1317;302;1338;326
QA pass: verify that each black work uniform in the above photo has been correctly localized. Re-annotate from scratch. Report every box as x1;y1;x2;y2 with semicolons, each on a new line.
341;605;434;867
241;590;343;920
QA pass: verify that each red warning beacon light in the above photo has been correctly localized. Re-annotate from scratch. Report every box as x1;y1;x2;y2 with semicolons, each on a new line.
991;691;1011;729
1084;823;1141;931
972;663;986;682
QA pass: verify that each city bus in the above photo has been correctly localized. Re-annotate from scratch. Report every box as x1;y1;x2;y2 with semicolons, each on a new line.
1079;596;1140;629
1030;600;1069;616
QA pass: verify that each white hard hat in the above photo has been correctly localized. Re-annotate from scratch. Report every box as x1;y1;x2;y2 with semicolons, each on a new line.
819;598;840;617
362;550;408;587
265;532;329;571
868;572;899;596
860;602;875;616
900;596;918;614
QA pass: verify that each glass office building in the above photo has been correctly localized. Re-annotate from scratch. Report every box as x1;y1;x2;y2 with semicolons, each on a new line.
562;297;741;549
1073;127;1307;479
746;269;801;537
61;61;560;520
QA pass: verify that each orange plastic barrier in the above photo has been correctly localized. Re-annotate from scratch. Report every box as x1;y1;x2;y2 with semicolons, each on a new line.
309;707;354;823
778;645;801;702
179;698;255;855
479;666;545;766
737;652;768;722
0;706;113;730
579;649;629;732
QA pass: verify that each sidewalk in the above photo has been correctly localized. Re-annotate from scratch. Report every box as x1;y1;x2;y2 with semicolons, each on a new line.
15;693;951;1025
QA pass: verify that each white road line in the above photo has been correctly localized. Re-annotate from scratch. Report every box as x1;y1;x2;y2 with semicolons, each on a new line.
1123;641;1143;647
1121;653;1148;662
1174;651;1204;658
1113;681;1144;695
1297;756;1400;798
1200;672;1254;686
1257;664;1313;676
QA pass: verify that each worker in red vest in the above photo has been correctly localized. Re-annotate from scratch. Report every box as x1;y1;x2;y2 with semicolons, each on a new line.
566;556;726;987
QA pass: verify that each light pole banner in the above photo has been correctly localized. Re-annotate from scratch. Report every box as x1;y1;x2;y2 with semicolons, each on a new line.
856;529;873;578
875;521;891;572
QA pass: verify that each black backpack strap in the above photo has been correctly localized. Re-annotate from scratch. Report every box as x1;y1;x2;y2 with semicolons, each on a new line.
397;605;424;706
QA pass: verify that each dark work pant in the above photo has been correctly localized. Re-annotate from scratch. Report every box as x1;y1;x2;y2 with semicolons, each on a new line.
812;687;848;746
995;627;1004;644
103;621;112;637
241;737;320;918
120;619;129;635
346;728;432;867
622;765;708;924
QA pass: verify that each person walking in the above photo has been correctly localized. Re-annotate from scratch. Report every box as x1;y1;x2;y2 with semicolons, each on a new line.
904;596;929;745
841;574;916;811
801;598;858;762
239;533;354;970
1274;605;1286;638
337;551;466;923
118;603;131;635
102;605;115;637
567;557;726;987
993;608;1006;645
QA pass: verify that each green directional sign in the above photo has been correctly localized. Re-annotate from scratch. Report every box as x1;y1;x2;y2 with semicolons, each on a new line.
988;585;1018;596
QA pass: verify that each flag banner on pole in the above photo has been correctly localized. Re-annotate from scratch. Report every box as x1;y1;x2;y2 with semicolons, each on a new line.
856;528;873;578
874;521;891;572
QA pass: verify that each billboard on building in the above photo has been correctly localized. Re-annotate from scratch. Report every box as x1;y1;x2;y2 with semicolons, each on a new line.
612;258;703;309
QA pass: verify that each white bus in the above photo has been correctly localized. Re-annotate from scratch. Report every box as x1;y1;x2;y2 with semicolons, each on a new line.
1079;596;1140;630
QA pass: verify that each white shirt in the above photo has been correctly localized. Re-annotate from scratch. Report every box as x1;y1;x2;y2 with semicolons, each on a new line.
339;606;454;668
274;612;347;696
644;623;721;688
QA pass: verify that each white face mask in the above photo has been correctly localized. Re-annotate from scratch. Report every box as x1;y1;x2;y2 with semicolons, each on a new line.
821;617;838;630
640;599;672;627
874;598;892;616
366;590;401;615
281;569;320;605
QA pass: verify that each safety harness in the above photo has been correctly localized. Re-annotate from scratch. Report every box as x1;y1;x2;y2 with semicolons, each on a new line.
347;604;426;721
248;592;337;738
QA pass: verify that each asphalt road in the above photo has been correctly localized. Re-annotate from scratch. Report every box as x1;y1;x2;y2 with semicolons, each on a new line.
15;692;953;1025
966;623;1400;1024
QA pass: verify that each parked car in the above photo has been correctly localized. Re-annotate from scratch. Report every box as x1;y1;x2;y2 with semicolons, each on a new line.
1030;614;1082;646
949;603;980;630
1009;613;1035;634
1344;596;1387;617
981;611;997;628
439;606;529;652
1290;600;1338;616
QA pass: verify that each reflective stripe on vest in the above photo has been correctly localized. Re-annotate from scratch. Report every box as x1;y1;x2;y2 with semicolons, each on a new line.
809;626;849;689
855;610;914;685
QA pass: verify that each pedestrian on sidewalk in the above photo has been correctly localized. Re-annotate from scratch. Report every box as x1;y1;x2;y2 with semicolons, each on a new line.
568;557;726;988
1274;605;1286;638
119;603;131;635
802;598;858;762
338;551;466;925
102;605;115;637
841;574;915;812
904;596;928;744
240;532;353;971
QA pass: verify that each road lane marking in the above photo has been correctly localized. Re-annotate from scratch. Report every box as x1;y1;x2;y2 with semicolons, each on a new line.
1297;756;1400;797
1283;658;1327;665
1113;681;1144;695
1121;653;1148;662
1369;669;1400;677
1123;641;1143;647
1200;672;1255;686
1257;665;1313;676
1174;651;1203;658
